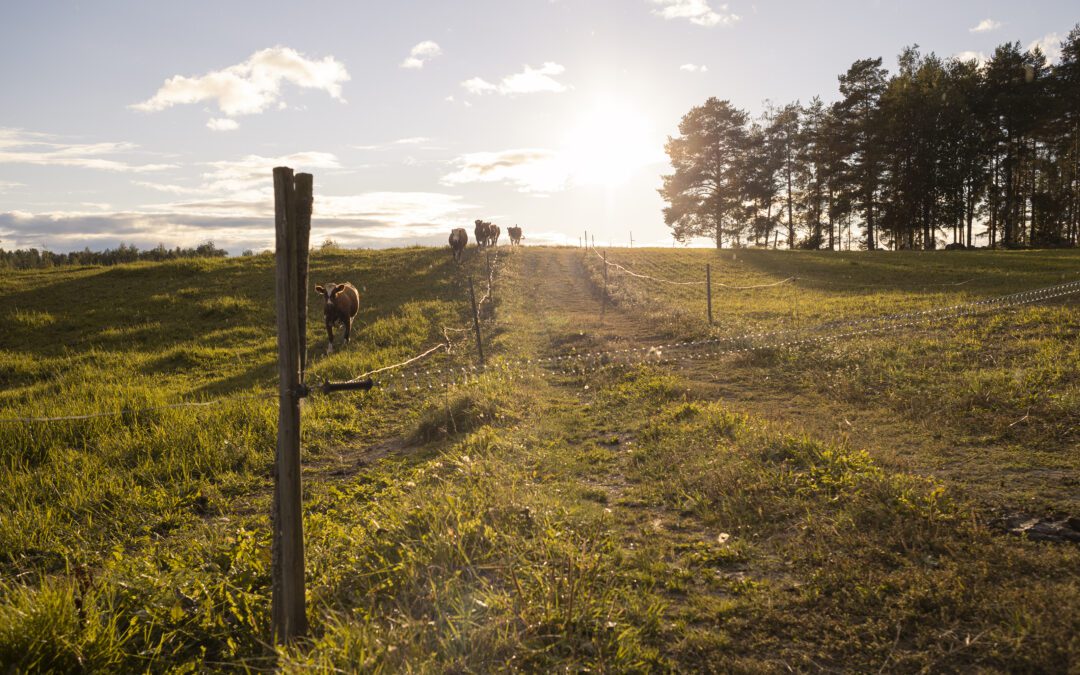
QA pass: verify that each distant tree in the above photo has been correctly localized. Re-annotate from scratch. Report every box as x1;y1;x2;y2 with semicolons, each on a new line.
834;58;889;250
659;98;753;248
744;122;779;246
764;102;802;247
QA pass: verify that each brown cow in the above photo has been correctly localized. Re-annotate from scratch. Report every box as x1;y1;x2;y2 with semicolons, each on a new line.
489;223;501;247
508;225;523;246
315;282;360;352
474;219;490;248
449;227;468;262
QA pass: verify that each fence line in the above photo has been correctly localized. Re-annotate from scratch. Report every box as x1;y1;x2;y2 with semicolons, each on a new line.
5;266;1075;424
368;277;1080;394
588;247;794;290
346;342;449;383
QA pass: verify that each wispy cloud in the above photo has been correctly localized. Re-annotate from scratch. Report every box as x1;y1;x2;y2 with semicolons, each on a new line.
352;137;437;152
400;41;442;69
1;187;475;253
1028;33;1063;63
131;46;349;128
461;62;569;96
952;51;989;66
969;18;1002;33
206;118;239;132
650;0;739;27
0;128;175;173
679;63;708;72
442;149;570;193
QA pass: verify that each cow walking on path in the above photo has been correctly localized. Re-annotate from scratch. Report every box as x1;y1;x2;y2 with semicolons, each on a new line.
449;228;468;262
315;282;360;352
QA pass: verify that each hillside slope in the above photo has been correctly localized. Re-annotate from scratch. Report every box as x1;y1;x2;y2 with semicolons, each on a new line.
1;247;1078;672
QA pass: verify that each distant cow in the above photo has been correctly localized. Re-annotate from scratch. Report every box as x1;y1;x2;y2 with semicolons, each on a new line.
944;242;965;250
449;228;468;262
490;224;501;247
508;225;523;246
315;282;360;352
474;219;491;248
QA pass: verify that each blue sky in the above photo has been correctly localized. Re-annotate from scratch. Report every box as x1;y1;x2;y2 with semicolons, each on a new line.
1;0;1076;253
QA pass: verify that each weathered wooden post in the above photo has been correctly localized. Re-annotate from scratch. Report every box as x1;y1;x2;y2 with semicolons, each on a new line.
468;276;485;364
295;174;312;380
630;231;634;248
272;166;309;644
706;263;713;325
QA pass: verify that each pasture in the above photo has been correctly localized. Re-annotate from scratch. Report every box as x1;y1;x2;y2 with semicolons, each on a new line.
1;246;1078;672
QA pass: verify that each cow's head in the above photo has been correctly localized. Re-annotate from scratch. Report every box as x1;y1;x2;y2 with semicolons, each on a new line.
315;283;343;309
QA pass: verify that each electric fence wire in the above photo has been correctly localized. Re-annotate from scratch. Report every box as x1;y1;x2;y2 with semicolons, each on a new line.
370;278;1080;394
3;260;1075;422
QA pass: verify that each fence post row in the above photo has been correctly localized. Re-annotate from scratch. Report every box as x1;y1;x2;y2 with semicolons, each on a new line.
272;167;310;644
601;250;608;318
706;263;713;325
468;276;485;364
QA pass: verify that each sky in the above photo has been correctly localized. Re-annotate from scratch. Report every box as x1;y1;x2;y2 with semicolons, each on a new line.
0;1;1076;254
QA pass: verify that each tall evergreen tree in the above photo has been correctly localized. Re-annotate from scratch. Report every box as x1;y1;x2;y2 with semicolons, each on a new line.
835;58;889;250
660;98;753;248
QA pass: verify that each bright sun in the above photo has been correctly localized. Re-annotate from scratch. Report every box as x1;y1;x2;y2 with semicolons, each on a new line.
561;101;662;188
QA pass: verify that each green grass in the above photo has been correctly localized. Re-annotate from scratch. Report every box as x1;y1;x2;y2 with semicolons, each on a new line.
586;247;1080;512
0;246;1077;671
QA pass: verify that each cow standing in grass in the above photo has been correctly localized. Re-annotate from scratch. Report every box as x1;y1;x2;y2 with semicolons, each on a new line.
315;282;360;352
508;225;523;246
474;220;489;248
449;228;468;262
490;224;501;247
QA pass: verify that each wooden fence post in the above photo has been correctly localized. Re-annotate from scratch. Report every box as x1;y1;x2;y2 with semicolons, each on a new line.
294;173;312;381
468;276;485;364
272;166;308;643
706;263;713;325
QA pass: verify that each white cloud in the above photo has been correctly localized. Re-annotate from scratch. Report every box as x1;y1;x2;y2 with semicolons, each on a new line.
400;41;442;69
0;187;475;252
133;180;205;196
442;149;571;193
462;76;499;95
1028;33;1063;63
0;128;175;173
679;63;708;72
461;63;569;96
952;51;989;67
969;19;1002;33
650;0;739;27
131;46;349;120
206;117;239;132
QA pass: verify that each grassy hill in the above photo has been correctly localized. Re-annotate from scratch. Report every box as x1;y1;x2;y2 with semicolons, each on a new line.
0;246;1078;671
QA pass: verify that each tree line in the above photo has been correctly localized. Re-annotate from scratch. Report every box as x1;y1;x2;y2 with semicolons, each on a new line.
661;24;1080;250
0;241;232;270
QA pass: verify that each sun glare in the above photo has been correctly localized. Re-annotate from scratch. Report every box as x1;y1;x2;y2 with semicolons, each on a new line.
561;101;662;188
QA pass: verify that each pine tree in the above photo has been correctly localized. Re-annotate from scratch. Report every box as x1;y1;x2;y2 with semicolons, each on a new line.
660;98;753;248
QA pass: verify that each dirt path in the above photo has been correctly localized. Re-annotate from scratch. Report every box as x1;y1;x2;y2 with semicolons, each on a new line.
513;248;1078;518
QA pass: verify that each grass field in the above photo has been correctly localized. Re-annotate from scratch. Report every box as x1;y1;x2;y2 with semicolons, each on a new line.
1;246;1078;671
